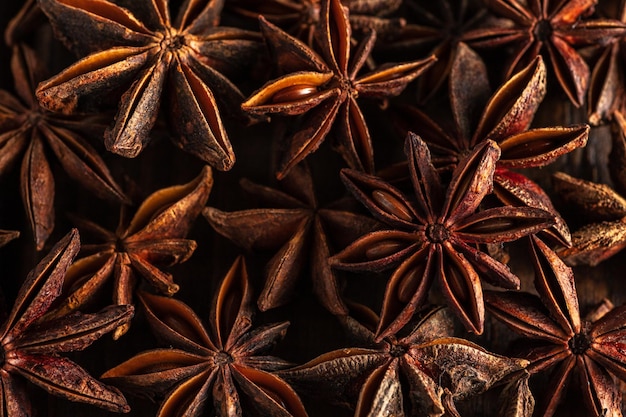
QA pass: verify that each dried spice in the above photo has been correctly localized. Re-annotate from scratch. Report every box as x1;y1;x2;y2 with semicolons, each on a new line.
331;133;554;336
35;0;261;170
498;372;535;417
0;44;126;250
102;256;308;417
279;304;528;417
0;229;134;413
45;167;212;339
242;0;435;178
485;236;626;417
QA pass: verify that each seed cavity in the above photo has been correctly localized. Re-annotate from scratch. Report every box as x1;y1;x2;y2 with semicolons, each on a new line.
271;85;318;103
372;190;413;222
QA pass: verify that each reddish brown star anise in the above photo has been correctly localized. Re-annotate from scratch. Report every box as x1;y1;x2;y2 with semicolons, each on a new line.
330;133;555;337
0;229;134;414
465;0;626;106
45;166;212;339
0;44;126;250
101;256;308;417
279;303;528;417
35;0;260;170
204;162;380;314
485;236;626;417
241;0;435;178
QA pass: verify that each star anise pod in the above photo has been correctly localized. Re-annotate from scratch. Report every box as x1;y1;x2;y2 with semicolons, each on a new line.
465;0;626;106
242;0;435;178
279;303;528;417
204;162;381;315
485;236;626;417
4;0;45;46
45;166;212;339
0;229;134;414
330;132;555;336
35;0;260;170
0;43;126;250
101;256;308;417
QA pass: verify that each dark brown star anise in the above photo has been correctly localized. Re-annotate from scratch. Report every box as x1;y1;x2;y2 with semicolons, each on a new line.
465;0;626;106
242;0;435;178
0;44;127;250
101;256;308;417
330;132;555;337
204;162;380;314
485;236;626;417
35;0;260;170
45;166;212;339
279;303;528;417
0;229;134;414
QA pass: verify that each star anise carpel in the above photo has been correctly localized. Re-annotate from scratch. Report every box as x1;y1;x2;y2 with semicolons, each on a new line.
330;132;555;337
0;43;127;250
35;0;261;170
242;0;435;178
485;236;626;417
0;229;134;414
45;166;212;339
102;255;308;417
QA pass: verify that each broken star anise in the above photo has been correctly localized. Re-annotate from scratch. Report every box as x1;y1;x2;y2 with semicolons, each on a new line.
101;256;308;417
36;0;260;170
0;229;134;414
279;303;528;417
242;0;435;178
330;132;555;337
46;166;212;339
485;236;626;417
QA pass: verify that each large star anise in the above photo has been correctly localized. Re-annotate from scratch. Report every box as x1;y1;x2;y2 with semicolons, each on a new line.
330;133;555;336
46;167;212;338
0;44;126;250
204;163;380;314
102;256;308;417
279;304;528;417
0;229;134;414
242;0;435;178
465;0;626;106
485;236;626;417
36;0;260;170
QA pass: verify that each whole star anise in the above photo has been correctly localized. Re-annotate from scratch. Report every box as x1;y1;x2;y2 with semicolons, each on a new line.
0;229;134;414
485;236;626;417
203;162;381;314
279;303;528;417
102;256;308;417
35;0;260;170
331;132;555;336
0;44;127;249
242;0;435;178
46;166;212;339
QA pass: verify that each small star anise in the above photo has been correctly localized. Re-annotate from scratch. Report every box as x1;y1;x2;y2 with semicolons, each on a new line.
102;256;308;417
242;0;435;178
485;236;626;417
36;0;260;170
0;44;127;250
465;0;626;106
331;133;555;336
203;162;381;314
0;229;134;413
279;303;528;417
46;166;212;339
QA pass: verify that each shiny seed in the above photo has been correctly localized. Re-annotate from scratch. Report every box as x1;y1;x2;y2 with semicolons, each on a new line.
397;266;423;303
372;190;413;221
271;84;318;103
365;240;405;260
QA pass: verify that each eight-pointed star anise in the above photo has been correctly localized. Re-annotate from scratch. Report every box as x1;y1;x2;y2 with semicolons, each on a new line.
242;0;435;178
203;162;380;315
101;256;308;417
485;236;626;417
279;303;528;417
45;167;212;339
330;133;555;337
0;229;134;414
0;44;127;250
35;0;260;170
